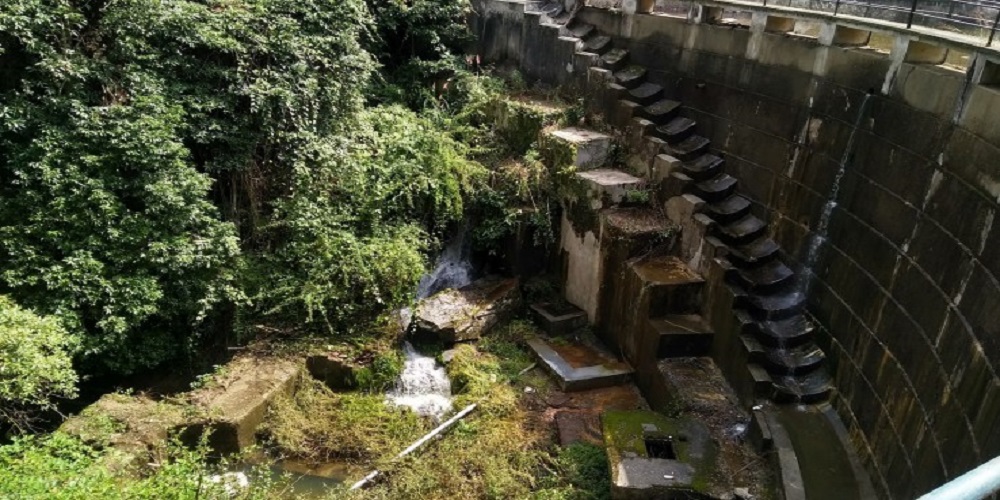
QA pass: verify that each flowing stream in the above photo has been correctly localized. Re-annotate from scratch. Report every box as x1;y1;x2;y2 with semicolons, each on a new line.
386;224;474;420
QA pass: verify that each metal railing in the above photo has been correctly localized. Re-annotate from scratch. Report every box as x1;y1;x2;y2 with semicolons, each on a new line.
654;0;1000;46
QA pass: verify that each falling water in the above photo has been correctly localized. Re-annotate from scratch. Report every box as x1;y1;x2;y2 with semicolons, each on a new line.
416;222;475;300
386;342;453;420
800;92;874;291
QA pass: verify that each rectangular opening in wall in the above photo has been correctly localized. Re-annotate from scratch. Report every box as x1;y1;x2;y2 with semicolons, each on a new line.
905;40;948;65
833;26;871;47
645;438;678;459
654;0;693;19
980;59;1000;89
942;47;972;72
792;20;823;40
705;6;751;27
765;15;796;34
867;32;895;54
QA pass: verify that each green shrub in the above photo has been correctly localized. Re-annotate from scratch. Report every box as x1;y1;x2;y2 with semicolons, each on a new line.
0;296;78;431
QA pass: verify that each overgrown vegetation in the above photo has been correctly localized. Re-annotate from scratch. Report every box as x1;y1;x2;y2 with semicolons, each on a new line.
0;433;277;499
0;0;618;496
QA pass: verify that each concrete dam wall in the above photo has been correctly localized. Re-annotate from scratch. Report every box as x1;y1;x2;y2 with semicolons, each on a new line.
473;1;1000;497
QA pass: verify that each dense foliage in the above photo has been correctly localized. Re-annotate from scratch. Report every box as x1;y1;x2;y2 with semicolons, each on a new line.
0;296;78;431
366;0;475;107
0;433;275;499
250;105;484;332
0;0;378;374
0;0;487;376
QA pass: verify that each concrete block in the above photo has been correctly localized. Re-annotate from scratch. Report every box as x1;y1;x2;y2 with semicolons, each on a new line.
548;127;615;170
530;301;588;336
184;357;302;454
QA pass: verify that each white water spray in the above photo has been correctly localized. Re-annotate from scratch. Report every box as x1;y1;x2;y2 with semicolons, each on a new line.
386;342;453;420
801;93;873;291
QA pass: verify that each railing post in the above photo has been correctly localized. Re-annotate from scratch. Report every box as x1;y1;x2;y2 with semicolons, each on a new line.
834;0;841;16
907;0;918;28
989;8;1000;46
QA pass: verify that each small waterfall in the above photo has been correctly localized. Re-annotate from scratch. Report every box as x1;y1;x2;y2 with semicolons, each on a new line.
800;92;873;291
386;342;453;420
416;222;474;300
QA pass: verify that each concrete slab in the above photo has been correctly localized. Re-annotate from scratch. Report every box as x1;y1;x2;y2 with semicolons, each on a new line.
527;336;633;391
530;301;588;336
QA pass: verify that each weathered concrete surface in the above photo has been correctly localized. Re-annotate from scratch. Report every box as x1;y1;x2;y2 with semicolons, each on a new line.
60;394;188;461
527;336;634;391
182;356;301;454
306;353;360;390
549;127;615;169
473;3;1000;496
413;276;521;343
603;410;727;499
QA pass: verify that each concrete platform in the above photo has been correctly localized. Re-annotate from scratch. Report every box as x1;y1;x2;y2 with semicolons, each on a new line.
527;336;633;391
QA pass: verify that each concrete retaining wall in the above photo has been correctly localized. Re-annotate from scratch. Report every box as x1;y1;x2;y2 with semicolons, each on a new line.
475;3;1000;498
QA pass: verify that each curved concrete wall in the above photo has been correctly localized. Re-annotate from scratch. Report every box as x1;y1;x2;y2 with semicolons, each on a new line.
474;3;1000;497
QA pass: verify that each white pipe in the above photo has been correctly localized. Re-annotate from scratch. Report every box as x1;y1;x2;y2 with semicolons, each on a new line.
918;456;1000;500
348;402;478;491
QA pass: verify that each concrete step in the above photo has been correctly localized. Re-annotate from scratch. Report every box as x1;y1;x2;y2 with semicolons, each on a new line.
757;315;816;348
566;21;595;39
630;255;705;316
544;127;614;170
735;311;816;351
772;369;833;404
628;82;664;106
575;169;644;205
744;289;807;321
584;35;613;54
733;258;795;293
641;99;681;125
614;65;647;89
655;117;697;144
764;343;826;375
527;337;633;391
704;194;750;224
681;154;724;181
664;134;710;162
600;48;629;70
650;314;714;358
716;214;767;245
729;237;781;267
690;174;737;202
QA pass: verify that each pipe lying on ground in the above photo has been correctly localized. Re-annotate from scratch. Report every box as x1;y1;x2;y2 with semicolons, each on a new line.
349;402;478;491
917;455;1000;500
349;362;538;491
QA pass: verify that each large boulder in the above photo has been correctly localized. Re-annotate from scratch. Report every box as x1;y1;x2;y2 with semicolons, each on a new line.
413;276;521;343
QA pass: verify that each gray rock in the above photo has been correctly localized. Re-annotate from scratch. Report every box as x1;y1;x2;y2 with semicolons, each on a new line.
413;276;521;343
